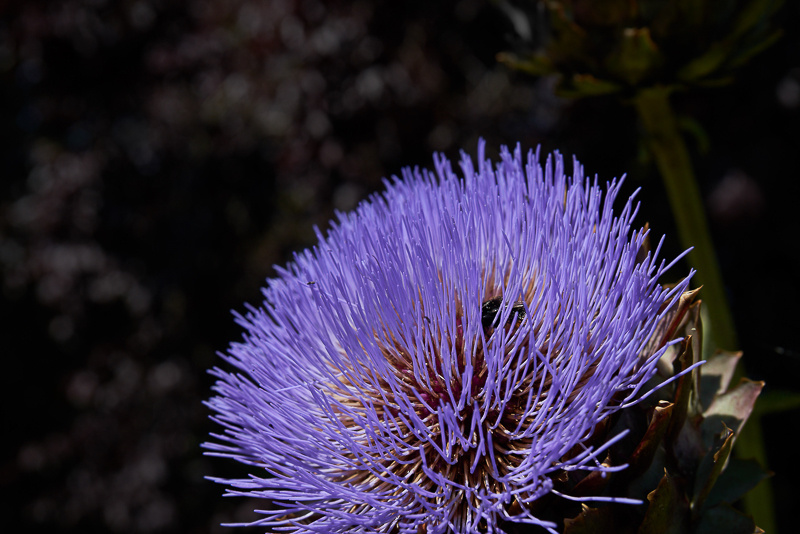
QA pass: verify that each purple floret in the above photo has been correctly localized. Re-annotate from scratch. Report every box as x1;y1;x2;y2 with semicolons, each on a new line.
204;140;693;534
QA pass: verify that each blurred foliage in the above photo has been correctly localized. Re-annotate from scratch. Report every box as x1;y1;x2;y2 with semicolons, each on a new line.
498;0;784;97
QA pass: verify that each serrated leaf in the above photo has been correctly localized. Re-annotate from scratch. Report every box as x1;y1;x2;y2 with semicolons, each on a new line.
563;504;616;534
704;457;773;509
699;350;742;411
702;379;764;449
693;502;757;534
637;470;687;534
692;425;734;513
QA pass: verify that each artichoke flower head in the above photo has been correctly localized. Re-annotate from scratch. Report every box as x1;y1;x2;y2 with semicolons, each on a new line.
205;142;768;533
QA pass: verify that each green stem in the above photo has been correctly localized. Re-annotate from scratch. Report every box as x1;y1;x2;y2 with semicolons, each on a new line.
633;85;775;533
633;86;737;351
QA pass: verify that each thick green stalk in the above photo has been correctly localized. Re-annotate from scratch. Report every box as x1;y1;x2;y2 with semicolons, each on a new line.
633;85;774;532
633;86;737;351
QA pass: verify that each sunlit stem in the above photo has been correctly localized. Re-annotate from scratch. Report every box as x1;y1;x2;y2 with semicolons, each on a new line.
633;86;736;350
633;85;774;533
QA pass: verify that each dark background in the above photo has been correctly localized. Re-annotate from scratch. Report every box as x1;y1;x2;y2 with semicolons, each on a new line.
1;1;798;533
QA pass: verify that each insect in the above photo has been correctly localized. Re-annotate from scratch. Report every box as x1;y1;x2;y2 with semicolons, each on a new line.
481;296;526;331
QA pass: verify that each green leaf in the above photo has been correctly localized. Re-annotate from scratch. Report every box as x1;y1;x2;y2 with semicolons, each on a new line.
702;379;764;449
704;457;773;509
693;503;757;534
699;350;742;411
637;470;687;534
692;425;734;513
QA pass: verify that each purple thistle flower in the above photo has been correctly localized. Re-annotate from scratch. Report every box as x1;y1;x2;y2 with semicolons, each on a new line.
205;140;695;534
